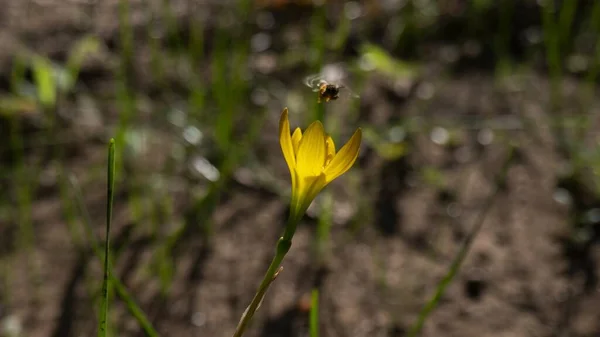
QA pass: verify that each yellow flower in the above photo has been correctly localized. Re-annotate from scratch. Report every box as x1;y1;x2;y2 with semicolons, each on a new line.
279;108;362;222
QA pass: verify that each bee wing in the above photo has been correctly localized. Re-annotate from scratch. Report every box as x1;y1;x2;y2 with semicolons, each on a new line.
304;65;360;98
303;74;325;91
339;85;360;99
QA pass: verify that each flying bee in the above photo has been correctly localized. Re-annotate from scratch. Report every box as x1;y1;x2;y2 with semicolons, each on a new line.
304;73;359;103
316;80;343;103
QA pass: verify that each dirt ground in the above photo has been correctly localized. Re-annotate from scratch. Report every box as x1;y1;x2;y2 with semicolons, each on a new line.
1;1;600;337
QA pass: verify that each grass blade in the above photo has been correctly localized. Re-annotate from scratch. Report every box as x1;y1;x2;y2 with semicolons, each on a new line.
69;174;160;337
406;209;487;337
407;147;515;337
31;56;57;110
309;289;319;337
98;139;116;337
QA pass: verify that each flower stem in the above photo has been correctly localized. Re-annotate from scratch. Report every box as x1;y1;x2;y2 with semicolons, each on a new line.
232;230;293;337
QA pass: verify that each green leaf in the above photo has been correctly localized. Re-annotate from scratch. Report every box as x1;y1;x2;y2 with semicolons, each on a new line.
359;43;420;79
66;36;101;92
32;56;57;109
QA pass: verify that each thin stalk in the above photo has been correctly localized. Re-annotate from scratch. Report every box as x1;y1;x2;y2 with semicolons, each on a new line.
541;0;562;96
578;0;600;145
540;0;570;156
557;0;578;51
315;183;333;267
232;216;297;337
98;139;115;337
407;146;515;337
69;174;160;337
309;289;320;337
494;0;514;76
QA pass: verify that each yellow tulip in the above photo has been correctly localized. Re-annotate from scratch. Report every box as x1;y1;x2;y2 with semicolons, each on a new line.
279;108;362;224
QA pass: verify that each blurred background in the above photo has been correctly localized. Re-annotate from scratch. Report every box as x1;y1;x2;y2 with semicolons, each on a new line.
1;0;600;336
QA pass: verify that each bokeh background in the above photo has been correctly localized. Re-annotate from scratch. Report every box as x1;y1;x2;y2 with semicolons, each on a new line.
1;0;600;336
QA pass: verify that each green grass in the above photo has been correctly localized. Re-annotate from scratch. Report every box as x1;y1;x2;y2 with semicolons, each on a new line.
407;146;516;337
98;139;115;337
69;173;160;337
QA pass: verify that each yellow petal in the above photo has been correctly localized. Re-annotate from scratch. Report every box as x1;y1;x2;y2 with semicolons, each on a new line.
295;121;326;178
325;135;335;166
323;128;362;183
279;108;296;171
292;174;327;220
289;170;302;218
292;127;302;155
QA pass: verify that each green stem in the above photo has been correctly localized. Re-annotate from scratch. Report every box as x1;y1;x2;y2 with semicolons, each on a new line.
232;217;296;337
309;289;319;337
232;240;289;336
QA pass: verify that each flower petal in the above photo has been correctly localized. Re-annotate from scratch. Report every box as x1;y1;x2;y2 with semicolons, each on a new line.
323;128;362;183
325;135;335;166
292;127;302;155
296;121;326;178
279;108;296;171
290;173;327;221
